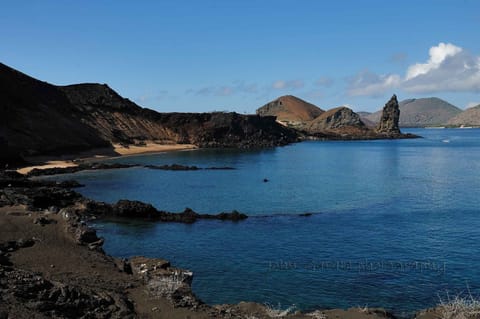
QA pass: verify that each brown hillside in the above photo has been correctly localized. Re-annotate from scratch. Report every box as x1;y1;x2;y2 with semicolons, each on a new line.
307;106;366;134
447;105;480;126
0;63;299;165
256;95;324;123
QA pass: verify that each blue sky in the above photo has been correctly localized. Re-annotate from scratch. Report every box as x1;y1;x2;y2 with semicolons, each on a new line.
2;0;479;112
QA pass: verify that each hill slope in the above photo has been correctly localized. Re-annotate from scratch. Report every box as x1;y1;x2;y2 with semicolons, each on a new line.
256;95;324;125
447;105;480;126
0;63;110;160
306;106;366;133
0;63;298;165
365;97;462;127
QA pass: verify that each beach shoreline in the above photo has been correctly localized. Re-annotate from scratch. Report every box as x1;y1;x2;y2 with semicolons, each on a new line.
16;142;198;175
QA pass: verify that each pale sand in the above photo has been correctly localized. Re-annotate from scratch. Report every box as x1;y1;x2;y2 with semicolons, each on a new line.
17;143;198;175
112;143;197;156
17;161;78;175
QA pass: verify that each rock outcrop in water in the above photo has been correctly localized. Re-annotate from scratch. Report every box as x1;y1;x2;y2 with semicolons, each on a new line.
376;94;401;135
365;97;462;128
306;107;366;133
256;94;418;140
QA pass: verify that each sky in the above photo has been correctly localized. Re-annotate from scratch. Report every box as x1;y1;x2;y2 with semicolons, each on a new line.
1;0;480;113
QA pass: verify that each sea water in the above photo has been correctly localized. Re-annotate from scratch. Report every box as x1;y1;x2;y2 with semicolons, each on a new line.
60;128;480;316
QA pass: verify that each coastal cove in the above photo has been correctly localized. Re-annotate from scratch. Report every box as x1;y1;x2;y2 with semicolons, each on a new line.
47;128;480;317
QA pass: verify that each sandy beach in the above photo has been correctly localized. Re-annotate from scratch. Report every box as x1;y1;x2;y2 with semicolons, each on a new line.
16;142;197;175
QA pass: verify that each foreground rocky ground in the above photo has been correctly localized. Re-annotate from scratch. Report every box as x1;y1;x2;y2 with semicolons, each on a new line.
0;170;459;318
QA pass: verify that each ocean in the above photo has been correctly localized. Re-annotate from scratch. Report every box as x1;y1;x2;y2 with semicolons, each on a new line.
59;128;480;317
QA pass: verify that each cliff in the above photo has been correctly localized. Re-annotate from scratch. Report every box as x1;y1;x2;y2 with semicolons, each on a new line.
307;107;366;132
376;95;401;135
0;63;110;164
0;63;299;165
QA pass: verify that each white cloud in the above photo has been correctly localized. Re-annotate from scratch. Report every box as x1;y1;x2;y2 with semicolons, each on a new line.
347;42;480;97
403;49;480;93
271;79;304;90
347;70;401;97
406;42;462;80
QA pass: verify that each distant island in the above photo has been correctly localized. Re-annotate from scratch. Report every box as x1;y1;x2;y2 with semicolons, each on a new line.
361;97;480;128
256;94;417;140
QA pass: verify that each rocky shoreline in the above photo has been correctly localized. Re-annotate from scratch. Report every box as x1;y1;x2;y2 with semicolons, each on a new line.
0;169;456;319
25;162;236;178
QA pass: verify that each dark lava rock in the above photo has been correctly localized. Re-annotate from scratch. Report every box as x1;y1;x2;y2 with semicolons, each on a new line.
29;187;83;210
75;226;101;245
0;183;82;209
1;267;135;318
16;238;35;248
145;164;200;171
299;213;313;217
0;238;35;253
206;166;236;170
201;210;248;221
307;106;366;132
84;200;113;216
33;216;57;226
376;94;401;135
112;200;158;218
26;163;138;177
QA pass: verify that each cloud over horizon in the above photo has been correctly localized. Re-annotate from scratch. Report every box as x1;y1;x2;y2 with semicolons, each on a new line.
187;81;259;97
271;79;304;90
348;42;480;97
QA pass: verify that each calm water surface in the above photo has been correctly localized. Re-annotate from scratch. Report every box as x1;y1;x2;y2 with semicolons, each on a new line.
61;128;480;316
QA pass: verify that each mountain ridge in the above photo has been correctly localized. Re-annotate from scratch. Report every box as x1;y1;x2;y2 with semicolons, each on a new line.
364;97;462;127
448;104;480;126
0;62;298;165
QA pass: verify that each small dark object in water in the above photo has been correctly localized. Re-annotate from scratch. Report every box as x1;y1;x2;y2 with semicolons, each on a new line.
299;213;312;217
263;178;269;183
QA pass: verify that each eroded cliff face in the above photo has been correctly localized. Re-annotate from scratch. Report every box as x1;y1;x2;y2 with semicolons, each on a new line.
376;95;401;135
0;63;110;164
59;86;300;148
153;112;298;148
306;107;366;133
0;63;299;165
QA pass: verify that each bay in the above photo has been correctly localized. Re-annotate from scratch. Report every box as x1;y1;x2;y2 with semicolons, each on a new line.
61;128;480;316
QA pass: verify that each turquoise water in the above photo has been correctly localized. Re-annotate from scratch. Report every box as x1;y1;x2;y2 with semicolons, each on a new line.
64;129;480;316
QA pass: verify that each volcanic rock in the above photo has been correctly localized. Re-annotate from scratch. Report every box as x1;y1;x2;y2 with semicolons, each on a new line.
376;95;401;135
1;62;299;166
307;106;366;133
